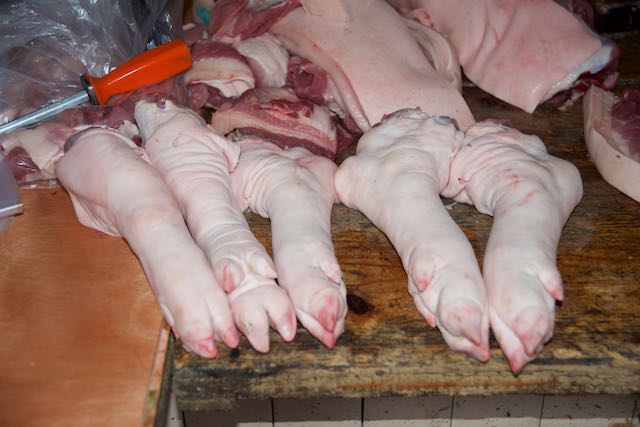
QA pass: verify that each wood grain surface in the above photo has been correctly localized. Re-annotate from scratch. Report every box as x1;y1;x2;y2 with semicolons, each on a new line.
173;32;640;411
0;189;164;427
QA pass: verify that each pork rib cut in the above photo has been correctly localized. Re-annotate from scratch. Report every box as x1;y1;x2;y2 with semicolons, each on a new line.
231;138;347;348
443;122;583;373
55;128;240;358
583;86;640;203
134;100;296;352
335;110;490;361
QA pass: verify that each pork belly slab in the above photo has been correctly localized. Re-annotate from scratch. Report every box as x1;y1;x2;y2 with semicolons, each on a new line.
231;138;347;348
584;86;640;202
211;88;338;159
270;0;475;131
335;110;490;361
56;128;240;358
443;122;583;373
134;100;296;353
388;0;619;113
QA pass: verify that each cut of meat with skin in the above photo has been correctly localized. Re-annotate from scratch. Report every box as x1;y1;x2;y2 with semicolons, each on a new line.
210;88;338;159
442;121;583;373
403;15;462;92
387;0;619;113
270;0;474;131
334;110;490;361
231;137;347;348
185;40;255;104
234;33;290;89
584;86;640;202
55;127;240;358
208;0;302;42
134;100;296;353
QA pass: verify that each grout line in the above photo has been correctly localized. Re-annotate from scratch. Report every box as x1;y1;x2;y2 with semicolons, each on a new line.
449;395;454;427
271;398;275;426
537;395;545;427
631;397;638;423
360;397;364;427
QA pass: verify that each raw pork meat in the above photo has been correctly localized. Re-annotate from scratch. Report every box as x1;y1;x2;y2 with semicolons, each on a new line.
443;121;583;373
134;100;296;352
56;128;240;358
208;0;302;42
388;0;619;112
335;110;489;361
584;86;640;202
211;88;338;159
231;137;347;348
185;40;255;109
270;0;475;131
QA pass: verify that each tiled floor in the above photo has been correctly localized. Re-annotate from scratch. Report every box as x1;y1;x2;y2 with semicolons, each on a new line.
170;395;639;427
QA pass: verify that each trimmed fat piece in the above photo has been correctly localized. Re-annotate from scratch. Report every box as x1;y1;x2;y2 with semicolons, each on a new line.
334;110;490;361
388;0;619;112
185;40;255;100
134;100;296;353
442;121;583;373
210;88;338;159
231;138;347;348
233;33;290;89
270;0;475;131
55;128;240;358
583;86;640;202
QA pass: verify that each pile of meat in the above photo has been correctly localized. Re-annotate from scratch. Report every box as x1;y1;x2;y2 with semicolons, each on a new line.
1;0;627;373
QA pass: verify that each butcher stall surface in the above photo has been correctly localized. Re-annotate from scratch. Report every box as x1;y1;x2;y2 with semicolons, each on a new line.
173;32;640;411
0;34;639;419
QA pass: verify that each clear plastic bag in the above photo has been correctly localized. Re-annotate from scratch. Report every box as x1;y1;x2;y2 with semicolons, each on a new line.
0;0;183;187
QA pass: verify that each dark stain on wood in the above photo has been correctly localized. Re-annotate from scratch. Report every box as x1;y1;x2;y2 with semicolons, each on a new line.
173;33;640;411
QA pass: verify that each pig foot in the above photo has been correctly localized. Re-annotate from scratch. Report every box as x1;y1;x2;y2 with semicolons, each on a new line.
275;242;348;348
231;140;348;348
228;277;297;352
56;128;240;359
136;100;293;353
444;121;583;373
335;111;490;360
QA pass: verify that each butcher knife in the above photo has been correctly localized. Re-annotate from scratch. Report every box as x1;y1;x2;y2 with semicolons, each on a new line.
0;153;22;222
0;39;192;136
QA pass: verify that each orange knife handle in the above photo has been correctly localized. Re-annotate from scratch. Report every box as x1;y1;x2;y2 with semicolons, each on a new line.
82;39;192;105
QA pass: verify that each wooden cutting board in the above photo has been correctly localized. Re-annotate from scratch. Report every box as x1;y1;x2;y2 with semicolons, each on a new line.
0;188;166;427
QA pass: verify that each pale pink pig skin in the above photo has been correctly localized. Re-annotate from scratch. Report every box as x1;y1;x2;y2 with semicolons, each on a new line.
270;0;475;131
55;128;240;358
335;110;490;361
387;0;614;113
231;138;348;348
443;122;583;373
134;100;296;353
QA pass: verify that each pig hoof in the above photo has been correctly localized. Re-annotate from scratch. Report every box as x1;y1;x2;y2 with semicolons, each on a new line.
229;281;296;352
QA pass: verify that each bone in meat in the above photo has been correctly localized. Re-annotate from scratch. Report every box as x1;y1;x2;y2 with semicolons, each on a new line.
134;100;296;352
55;128;240;358
335;109;490;361
442;121;583;373
231;138;347;348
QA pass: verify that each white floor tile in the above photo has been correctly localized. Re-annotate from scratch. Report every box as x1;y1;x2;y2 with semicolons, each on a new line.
166;391;184;427
539;395;637;427
273;397;362;426
363;396;452;426
183;400;272;427
451;395;542;427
